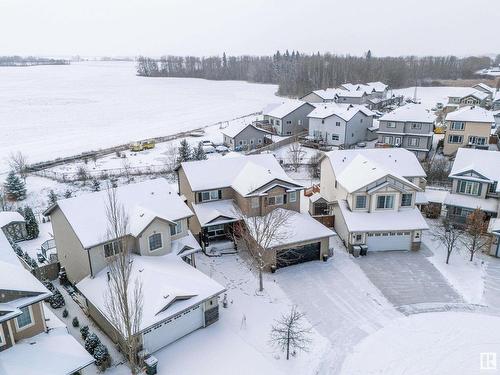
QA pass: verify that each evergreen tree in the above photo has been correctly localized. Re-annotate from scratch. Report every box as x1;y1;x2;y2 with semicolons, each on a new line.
64;190;72;199
4;171;26;201
23;206;39;239
193;141;207;160
85;333;101;355
177;139;192;164
47;190;58;206
80;325;90;340
91;178;101;192
93;343;110;368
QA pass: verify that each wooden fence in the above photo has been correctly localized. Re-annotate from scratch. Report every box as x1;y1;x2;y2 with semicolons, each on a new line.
246;131;308;155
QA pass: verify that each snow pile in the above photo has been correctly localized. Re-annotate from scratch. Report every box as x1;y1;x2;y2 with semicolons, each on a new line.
341;312;500;375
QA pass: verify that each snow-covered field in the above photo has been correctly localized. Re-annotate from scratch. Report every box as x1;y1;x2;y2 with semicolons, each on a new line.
0;61;281;172
393;86;473;111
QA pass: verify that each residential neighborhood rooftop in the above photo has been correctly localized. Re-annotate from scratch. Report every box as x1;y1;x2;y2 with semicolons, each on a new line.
449;148;500;192
263;100;311;118
307;103;374;121
379;104;436;123
445;105;495;123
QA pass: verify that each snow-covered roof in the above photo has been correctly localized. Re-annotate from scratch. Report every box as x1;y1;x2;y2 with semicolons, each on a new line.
367;82;389;92
309;192;327;203
473;83;494;94
379;104;436;123
245;208;335;248
0;211;25;228
445;106;494;123
77;254;225;332
0;232;51;311
324;148;426;181
444;193;499;213
45;178;193;249
191;199;240;227
461;90;489;101
0;325;94;375
494;91;500;102
336;90;367;98
180;154;302;196
221;122;271;139
263;100;313;119
307;103;374;121
415;192;428;205
335;154;420;193
171;231;202;257
447;87;483;99
449;148;500;192
422;188;449;204
337;200;429;232
303;88;343;101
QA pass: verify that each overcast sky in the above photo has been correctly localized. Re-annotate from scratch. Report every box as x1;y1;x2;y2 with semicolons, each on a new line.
0;0;498;58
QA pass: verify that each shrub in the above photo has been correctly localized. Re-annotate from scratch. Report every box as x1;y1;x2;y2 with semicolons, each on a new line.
48;290;65;308
72;317;79;327
84;333;101;355
80;325;89;340
62;309;68;318
93;343;110;369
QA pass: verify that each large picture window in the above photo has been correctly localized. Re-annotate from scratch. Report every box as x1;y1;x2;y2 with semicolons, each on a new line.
268;195;284;206
448;135;463;144
450;121;465;130
200;190;220;202
289;191;297;203
148;233;163;251
104;241;120;258
170;220;182;236
355;195;367;209
457;180;480;196
376;195;394;209
401;193;412;207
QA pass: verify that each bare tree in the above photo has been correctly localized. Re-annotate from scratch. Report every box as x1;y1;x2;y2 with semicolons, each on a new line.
270;306;312;360
104;187;143;374
121;158;132;182
287;143;305;172
76;165;89;184
462;209;490;261
433;219;463;264
8;151;28;180
422;158;450;185
308;151;322;179
238;208;293;292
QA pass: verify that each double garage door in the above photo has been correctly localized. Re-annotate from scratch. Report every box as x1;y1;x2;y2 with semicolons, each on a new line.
366;232;411;251
142;304;204;353
277;241;321;268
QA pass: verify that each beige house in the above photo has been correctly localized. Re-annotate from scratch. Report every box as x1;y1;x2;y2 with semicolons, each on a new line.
317;148;428;253
177;154;334;268
44;179;225;355
0;230;93;373
443;106;494;156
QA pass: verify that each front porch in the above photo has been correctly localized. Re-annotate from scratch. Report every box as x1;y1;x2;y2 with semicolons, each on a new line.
199;222;240;256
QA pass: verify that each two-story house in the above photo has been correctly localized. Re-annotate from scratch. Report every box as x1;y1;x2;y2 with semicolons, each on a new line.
443;106;494;155
222;122;272;151
44;179;225;355
377;104;436;160
443;148;499;225
307;103;374;148
0;228;93;374
177;154;334;268
447;88;490;108
262;100;315;135
300;88;342;103
318;148;428;252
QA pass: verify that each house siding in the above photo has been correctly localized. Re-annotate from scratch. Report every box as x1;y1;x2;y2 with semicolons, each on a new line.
11;302;45;342
224;126;269;150
265;103;314;135
49;207;91;284
443;121;491;155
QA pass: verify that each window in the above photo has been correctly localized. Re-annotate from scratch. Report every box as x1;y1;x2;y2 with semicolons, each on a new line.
335;121;341;127
468;136;486;145
332;134;339;141
286;120;292;124
16;306;33;330
376;195;394;209
251;197;259;208
355;195;367;209
170;220;182;236
383;136;393;145
207;224;224;238
409;137;419;146
104;241;120;258
268;195;284;206
354;234;362;242
410;123;421;130
394;137;401;146
321;119;325;124
401;193;412;207
276;120;280;126
149;233;162;251
360;118;363;123
450;121;465;130
457;180;480;196
270;119;274;125
258;138;262;144
489;182;498;194
387;122;396;128
200;190;220;202
298;120;302;125
448;135;463;144
289;191;297;203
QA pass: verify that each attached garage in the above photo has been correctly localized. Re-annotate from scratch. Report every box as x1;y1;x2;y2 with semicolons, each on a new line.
277;241;321;268
366;232;412;251
142;304;204;353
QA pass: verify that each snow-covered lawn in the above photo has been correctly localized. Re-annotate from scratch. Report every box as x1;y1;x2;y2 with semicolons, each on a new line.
422;219;486;305
152;253;330;375
341;312;500;375
0;61;281;172
393;86;475;111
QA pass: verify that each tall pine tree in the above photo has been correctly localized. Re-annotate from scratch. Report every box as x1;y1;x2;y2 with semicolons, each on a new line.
177;139;192;164
23;206;39;239
4;171;26;201
193;142;207;160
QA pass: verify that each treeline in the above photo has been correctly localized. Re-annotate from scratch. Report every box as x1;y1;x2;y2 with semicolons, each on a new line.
0;56;70;66
136;51;496;97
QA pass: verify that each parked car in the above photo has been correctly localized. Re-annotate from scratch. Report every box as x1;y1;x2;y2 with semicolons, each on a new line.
141;139;155;149
202;140;213;146
203;145;216;154
130;142;143;152
215;145;229;153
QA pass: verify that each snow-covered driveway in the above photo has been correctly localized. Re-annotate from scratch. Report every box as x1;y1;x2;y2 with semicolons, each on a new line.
355;250;463;308
275;241;401;375
484;257;500;311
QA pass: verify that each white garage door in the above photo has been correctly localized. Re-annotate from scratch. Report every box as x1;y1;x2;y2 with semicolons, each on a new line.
143;304;204;353
366;232;411;251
